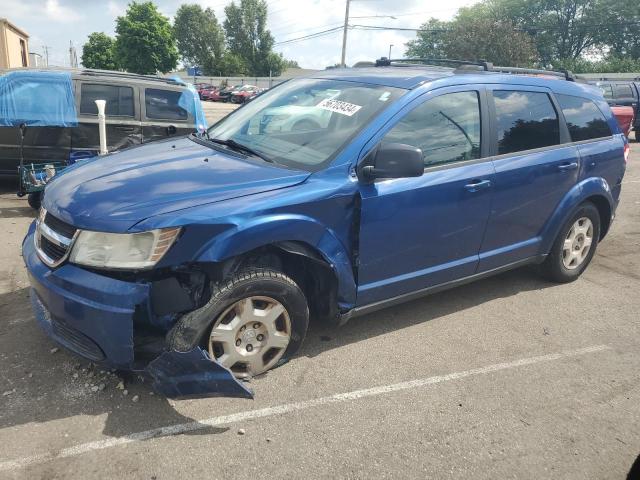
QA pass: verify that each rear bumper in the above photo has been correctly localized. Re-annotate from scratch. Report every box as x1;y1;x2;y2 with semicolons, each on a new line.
22;221;252;399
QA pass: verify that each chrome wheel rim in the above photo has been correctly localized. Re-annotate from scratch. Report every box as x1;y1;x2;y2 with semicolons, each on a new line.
208;296;291;377
562;217;594;270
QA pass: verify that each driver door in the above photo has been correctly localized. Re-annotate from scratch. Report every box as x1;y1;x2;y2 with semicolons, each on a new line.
357;86;495;306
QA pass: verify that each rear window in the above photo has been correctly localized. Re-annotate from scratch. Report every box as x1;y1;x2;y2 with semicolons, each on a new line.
597;84;613;99
493;90;560;155
80;84;134;117
556;94;612;141
615;84;634;98
145;88;188;120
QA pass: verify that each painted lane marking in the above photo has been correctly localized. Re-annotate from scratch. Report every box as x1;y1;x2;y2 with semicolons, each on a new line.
0;344;610;471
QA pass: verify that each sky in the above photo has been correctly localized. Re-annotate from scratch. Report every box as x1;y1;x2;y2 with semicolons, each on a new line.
2;0;479;70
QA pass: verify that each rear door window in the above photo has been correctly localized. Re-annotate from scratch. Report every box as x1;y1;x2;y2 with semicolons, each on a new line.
597;84;613;99
80;83;134;117
145;88;188;121
556;94;612;141
493;90;560;155
382;91;482;167
614;83;634;99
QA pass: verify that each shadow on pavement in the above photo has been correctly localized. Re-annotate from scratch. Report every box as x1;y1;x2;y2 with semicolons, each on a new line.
0;266;552;440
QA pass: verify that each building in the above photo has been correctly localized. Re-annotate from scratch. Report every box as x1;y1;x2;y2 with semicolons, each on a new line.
0;18;30;69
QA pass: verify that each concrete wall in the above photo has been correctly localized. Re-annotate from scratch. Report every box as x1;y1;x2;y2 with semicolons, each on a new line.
0;19;30;69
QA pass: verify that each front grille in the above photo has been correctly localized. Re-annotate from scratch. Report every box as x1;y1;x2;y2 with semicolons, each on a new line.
40;235;67;261
44;213;77;238
35;210;77;267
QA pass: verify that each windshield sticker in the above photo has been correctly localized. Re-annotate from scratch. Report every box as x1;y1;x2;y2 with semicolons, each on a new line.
316;99;362;116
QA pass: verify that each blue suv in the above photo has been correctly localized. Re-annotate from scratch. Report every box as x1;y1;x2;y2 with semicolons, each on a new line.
22;60;627;397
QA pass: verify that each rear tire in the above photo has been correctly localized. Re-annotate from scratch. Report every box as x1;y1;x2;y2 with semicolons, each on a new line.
27;192;42;210
538;202;600;283
167;268;309;377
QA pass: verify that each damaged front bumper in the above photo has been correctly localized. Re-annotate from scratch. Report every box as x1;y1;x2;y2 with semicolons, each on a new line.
22;222;252;399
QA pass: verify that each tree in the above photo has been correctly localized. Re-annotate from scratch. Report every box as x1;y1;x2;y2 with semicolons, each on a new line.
223;0;282;76
174;4;225;75
81;32;118;70
114;1;178;74
405;16;537;66
283;59;300;69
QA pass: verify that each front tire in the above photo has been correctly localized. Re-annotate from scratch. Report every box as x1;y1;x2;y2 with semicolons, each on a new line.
167;269;309;377
538;202;600;283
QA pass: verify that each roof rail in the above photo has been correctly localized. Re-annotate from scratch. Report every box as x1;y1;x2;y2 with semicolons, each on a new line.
79;68;182;85
374;57;578;82
375;57;494;70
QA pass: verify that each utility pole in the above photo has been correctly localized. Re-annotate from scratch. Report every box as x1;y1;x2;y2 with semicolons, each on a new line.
42;45;51;66
388;44;394;59
340;0;350;67
69;41;78;68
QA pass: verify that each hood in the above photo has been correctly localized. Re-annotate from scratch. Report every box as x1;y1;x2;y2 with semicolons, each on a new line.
44;136;310;232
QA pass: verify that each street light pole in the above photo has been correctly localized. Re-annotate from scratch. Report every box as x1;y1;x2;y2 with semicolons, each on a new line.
388;44;394;59
340;0;350;67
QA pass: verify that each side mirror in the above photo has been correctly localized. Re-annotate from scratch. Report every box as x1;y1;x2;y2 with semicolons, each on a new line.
361;143;424;181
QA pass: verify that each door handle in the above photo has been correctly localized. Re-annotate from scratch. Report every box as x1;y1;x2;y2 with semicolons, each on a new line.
115;126;136;133
464;179;491;192
557;162;578;172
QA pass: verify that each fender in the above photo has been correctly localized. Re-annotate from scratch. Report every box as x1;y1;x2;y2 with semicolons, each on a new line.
194;214;357;306
539;176;614;255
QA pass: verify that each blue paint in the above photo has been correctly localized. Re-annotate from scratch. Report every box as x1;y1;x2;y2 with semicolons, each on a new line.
23;65;626;398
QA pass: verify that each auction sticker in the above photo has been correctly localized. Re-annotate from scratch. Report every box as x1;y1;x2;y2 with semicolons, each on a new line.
316;98;362;116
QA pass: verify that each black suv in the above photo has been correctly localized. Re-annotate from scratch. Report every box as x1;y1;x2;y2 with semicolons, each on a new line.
593;80;640;137
0;68;201;175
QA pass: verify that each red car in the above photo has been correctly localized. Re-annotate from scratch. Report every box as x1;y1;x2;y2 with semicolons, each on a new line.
200;86;220;101
611;105;635;138
195;83;214;99
229;85;260;103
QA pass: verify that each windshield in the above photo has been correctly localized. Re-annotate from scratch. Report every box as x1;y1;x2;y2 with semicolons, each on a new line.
206;78;404;171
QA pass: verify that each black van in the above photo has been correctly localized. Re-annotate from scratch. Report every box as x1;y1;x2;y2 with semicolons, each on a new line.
592;80;640;138
0;68;202;175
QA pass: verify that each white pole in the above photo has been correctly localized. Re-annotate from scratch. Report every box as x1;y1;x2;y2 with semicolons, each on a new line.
95;100;107;155
340;0;350;67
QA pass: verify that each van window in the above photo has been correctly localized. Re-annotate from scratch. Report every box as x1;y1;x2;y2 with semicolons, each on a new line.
80;84;134;117
145;89;188;120
615;84;634;98
493;90;560;155
556;94;612;141
597;84;613;99
383;91;481;167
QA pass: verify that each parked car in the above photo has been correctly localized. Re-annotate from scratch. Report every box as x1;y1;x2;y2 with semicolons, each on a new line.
195;83;214;99
209;85;241;102
199;86;219;101
0;68;206;178
23;59;627;398
611;105;635;138
592;80;640;139
229;85;260;103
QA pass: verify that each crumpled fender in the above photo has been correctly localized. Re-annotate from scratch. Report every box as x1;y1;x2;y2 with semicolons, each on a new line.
194;214;357;306
539;176;614;254
146;348;253;399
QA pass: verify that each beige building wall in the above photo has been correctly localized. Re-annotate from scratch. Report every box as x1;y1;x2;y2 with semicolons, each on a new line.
0;18;30;69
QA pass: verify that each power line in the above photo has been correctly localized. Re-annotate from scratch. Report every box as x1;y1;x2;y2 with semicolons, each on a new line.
275;26;344;46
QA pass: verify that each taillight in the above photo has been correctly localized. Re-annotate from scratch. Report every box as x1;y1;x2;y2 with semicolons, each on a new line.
624;143;630;164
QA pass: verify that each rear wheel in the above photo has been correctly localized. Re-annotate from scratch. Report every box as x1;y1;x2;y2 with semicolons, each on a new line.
538;202;600;283
167;269;309;378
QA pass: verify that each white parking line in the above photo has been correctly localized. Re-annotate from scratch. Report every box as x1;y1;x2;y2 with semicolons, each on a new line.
0;344;610;472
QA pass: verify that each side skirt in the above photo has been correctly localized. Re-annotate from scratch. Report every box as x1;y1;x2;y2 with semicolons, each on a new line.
340;254;547;323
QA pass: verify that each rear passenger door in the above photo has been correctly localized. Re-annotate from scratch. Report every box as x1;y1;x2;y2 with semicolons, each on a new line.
478;87;579;272
142;87;194;143
74;82;142;154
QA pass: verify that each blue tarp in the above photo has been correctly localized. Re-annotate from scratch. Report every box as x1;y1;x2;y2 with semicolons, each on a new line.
0;70;78;127
171;76;208;133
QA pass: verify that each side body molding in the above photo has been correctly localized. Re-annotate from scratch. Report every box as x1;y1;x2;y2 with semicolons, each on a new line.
194;214;358;307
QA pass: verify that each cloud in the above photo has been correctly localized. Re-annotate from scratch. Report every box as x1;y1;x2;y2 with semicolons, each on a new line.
44;0;82;22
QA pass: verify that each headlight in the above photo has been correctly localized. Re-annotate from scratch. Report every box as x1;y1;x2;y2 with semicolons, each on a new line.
69;227;181;269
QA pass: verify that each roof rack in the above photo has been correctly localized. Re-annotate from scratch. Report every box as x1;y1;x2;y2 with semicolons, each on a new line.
79;68;182;85
374;57;577;82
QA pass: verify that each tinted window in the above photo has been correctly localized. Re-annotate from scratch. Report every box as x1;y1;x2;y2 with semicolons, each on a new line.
557;94;612;141
615;83;634;98
80;84;134;117
383;91;481;167
597;84;613;99
145;89;188;120
493;90;559;155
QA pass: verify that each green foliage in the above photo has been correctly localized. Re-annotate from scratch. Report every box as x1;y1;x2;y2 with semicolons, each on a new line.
114;1;178;74
174;4;225;76
223;0;284;76
81;32;118;70
283;59;300;69
406;16;537;66
552;56;640;73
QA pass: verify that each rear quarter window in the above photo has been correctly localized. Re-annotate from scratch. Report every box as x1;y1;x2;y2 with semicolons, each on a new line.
145;88;189;121
556;94;612;142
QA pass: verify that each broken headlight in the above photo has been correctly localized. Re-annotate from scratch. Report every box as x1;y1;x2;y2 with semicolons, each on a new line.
69;227;181;270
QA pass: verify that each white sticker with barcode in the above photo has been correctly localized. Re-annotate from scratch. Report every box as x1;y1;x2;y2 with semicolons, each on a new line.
316;98;362;116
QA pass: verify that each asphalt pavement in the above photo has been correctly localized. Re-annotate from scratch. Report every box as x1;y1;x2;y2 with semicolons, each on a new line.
0;141;638;479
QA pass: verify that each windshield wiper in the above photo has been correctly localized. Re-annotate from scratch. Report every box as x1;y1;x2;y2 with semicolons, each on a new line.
208;138;273;163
